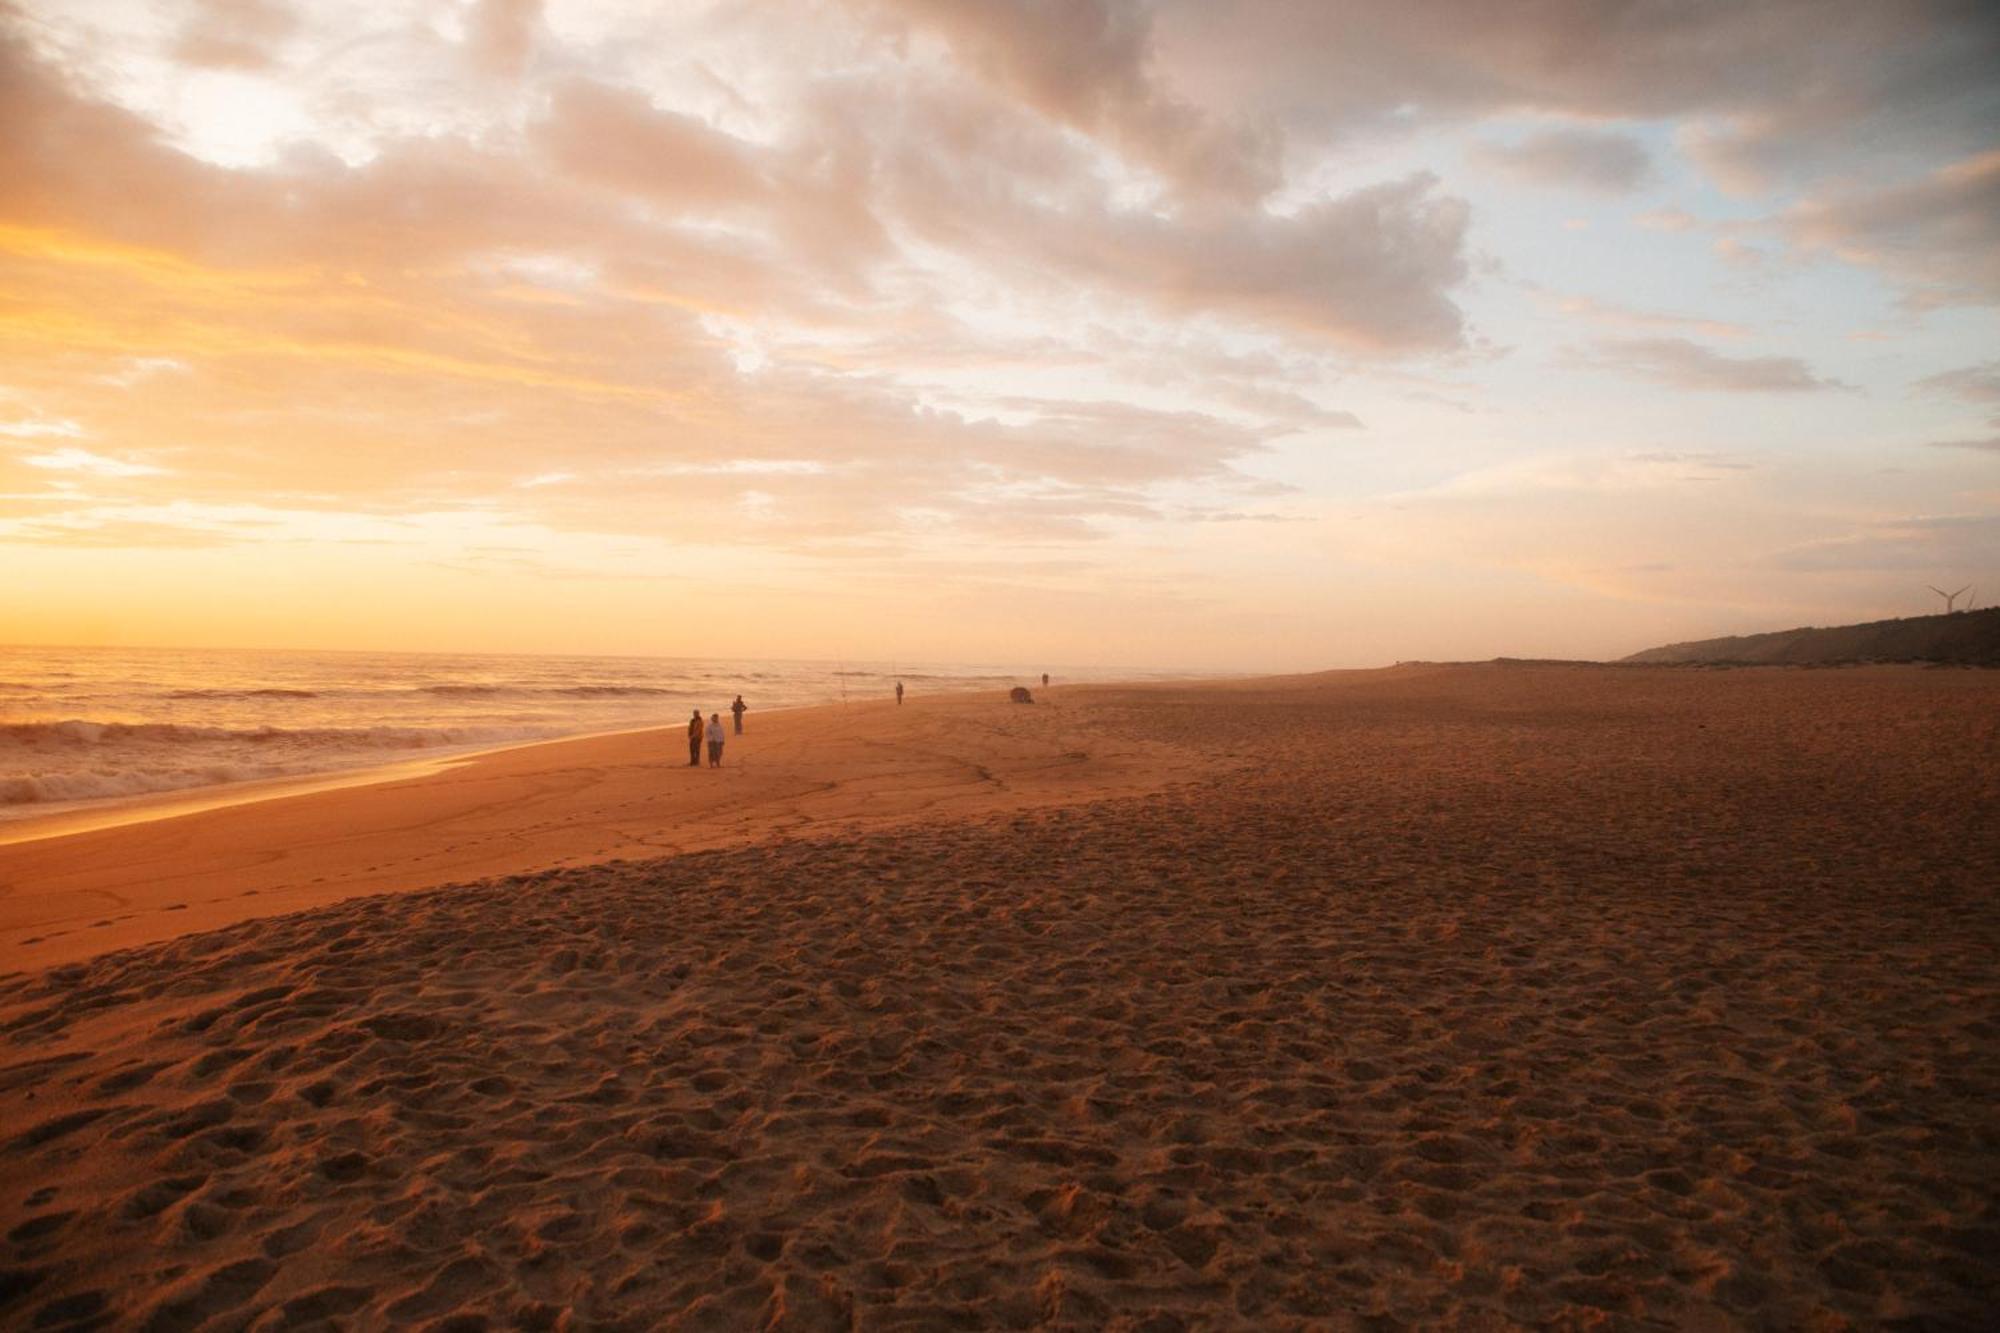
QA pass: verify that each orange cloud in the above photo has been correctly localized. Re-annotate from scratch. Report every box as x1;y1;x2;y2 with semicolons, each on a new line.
2;1;1993;664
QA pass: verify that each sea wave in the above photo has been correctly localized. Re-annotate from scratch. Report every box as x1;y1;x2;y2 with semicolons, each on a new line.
1;763;293;807
166;688;322;700
551;685;681;698
0;719;526;751
894;673;1003;682
419;683;682;699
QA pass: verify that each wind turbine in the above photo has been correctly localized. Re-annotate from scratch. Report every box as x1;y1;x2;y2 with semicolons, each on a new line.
1928;584;1969;613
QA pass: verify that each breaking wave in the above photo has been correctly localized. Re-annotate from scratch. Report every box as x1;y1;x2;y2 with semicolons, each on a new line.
166;688;321;700
0;719;553;807
420;683;681;699
0;646;1116;818
1;719;529;752
1;763;293;807
551;685;680;698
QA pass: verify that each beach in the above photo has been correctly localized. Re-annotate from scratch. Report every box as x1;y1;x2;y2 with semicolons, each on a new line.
2;664;1996;1328
0;645;1178;822
0;689;1202;969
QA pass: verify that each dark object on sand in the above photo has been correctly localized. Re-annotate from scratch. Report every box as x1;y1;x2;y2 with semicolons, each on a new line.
1010;687;1034;704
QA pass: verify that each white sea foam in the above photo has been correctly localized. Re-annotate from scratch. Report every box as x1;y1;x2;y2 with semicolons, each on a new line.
0;717;553;807
1;719;522;750
1;763;289;806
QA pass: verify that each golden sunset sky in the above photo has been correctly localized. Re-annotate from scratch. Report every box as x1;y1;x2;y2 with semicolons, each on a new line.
2;1;1996;668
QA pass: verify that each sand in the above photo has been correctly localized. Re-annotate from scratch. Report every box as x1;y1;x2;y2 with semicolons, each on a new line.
2;665;1996;1329
0;693;1204;970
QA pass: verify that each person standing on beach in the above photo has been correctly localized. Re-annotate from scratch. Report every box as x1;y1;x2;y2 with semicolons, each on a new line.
1041;672;1049;688
730;694;747;734
895;681;904;705
706;712;726;767
686;709;703;767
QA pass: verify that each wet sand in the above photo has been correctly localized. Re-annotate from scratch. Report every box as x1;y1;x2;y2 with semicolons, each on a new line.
2;665;1996;1328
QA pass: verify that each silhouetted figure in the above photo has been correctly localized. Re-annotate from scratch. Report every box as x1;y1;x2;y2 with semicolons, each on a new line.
686;709;703;767
731;694;747;734
895;681;904;705
1041;672;1049;688
706;712;725;767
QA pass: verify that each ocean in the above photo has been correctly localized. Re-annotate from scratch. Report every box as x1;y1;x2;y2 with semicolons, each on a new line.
0;645;1184;822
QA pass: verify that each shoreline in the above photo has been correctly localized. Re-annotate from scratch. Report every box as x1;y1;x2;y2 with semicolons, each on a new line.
0;682;1109;850
0;680;1216;970
2;645;1214;850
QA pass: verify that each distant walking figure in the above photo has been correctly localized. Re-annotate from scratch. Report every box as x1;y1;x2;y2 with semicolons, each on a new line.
895;681;904;706
685;709;703;767
731;694;747;735
1041;672;1049;688
706;712;726;767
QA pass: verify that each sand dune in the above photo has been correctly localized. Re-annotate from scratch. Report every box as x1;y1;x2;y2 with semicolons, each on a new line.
2;665;1996;1328
1622;606;2000;666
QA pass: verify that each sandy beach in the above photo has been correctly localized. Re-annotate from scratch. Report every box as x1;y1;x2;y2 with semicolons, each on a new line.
2;665;1996;1329
0;693;1205;970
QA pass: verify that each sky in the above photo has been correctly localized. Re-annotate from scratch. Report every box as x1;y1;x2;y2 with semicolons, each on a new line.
1;0;1996;671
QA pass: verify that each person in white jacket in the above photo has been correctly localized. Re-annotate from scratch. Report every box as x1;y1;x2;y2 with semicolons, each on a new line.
705;712;726;767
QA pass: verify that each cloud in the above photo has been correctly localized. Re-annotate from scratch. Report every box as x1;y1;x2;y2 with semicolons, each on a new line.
1927;437;2000;455
1175;508;1307;524
97;357;191;387
1469;128;1651;193
1412;450;1757;501
21;446;167;477
1916;361;2000;406
1155;1;2000;195
797;315;1364;430
1581;338;1843;393
1066;174;1472;353
1327;444;1998;640
466;0;542;79
1203;382;1361;431
0;7;1473;390
878;130;1472;352
1711;236;1769;268
1625;451;1753;473
1553;296;1748;340
0;418;84;438
0;516;236;547
1765;513;2000;573
0;0;1988;650
866;0;1279;199
1677;14;2000;195
535;79;768;211
173;0;296;71
1785;150;2000;307
1635;208;1697;232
